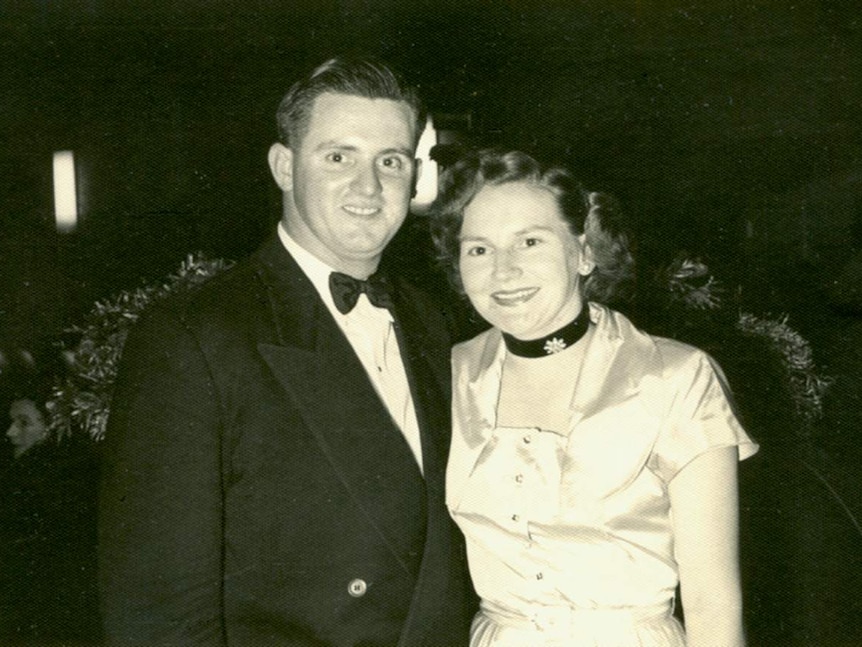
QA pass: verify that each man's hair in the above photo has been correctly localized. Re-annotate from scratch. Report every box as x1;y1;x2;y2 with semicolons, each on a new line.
275;57;426;149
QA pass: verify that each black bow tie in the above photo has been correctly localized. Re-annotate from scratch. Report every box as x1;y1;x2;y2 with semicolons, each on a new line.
329;271;394;314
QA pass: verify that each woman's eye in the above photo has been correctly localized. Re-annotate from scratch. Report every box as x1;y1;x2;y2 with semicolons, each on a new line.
523;237;541;247
464;245;487;257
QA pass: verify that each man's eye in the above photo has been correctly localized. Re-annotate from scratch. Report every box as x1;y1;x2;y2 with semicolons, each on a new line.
326;152;347;164
379;156;407;172
523;237;541;247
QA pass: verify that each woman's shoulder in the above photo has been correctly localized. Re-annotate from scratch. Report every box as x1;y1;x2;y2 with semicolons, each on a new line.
595;305;732;403
451;328;505;390
596;304;711;366
650;334;716;369
453;327;499;362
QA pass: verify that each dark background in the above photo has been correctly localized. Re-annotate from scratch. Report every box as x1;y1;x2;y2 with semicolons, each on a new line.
1;1;862;644
2;0;861;345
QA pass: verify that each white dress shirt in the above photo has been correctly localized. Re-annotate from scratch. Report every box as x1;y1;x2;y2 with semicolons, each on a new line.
278;223;423;474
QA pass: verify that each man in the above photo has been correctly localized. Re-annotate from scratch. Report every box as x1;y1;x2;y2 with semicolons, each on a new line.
99;58;475;646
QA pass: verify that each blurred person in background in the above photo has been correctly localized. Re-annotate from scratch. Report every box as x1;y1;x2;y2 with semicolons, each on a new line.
0;372;101;645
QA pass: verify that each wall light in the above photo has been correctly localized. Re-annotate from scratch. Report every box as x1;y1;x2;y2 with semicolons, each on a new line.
53;150;77;232
411;116;438;213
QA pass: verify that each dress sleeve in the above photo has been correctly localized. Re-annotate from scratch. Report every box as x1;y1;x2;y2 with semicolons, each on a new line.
650;349;759;483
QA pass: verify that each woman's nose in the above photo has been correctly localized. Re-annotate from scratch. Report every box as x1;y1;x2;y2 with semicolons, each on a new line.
493;250;522;279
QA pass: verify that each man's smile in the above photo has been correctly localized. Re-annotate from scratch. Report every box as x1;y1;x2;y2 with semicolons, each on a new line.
343;205;381;216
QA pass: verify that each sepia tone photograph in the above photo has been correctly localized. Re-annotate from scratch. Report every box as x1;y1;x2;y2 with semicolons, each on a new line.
1;1;860;645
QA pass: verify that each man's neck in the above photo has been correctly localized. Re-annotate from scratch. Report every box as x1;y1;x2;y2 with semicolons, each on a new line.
332;260;379;280
278;220;380;279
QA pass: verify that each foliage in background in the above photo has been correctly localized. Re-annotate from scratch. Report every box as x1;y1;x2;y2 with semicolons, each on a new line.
663;257;723;311
736;312;831;429
660;253;831;437
47;254;234;442
47;251;830;442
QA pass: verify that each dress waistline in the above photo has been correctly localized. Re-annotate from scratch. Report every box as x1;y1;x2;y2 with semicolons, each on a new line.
479;598;673;635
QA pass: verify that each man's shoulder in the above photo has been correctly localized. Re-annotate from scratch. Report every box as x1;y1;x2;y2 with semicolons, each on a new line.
390;276;456;343
392;277;438;313
392;274;485;345
136;252;273;340
182;256;259;309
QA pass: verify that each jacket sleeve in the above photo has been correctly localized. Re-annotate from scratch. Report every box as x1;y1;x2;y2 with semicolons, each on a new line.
99;308;225;646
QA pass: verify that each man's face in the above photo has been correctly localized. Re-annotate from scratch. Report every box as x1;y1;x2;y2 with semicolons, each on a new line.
275;92;418;277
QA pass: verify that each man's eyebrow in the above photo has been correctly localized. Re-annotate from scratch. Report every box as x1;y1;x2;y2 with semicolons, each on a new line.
380;147;415;157
312;142;414;158
313;141;359;152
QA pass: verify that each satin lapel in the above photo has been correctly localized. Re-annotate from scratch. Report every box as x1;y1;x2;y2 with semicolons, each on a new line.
254;242;419;574
447;329;505;510
571;304;663;421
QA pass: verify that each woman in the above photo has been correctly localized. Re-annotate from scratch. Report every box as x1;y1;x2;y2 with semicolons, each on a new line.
6;396;50;459
430;149;758;647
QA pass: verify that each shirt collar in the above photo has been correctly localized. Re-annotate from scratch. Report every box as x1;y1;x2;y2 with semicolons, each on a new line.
277;221;341;314
277;222;392;322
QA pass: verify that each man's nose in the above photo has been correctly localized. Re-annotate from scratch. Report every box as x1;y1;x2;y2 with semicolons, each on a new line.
351;163;382;196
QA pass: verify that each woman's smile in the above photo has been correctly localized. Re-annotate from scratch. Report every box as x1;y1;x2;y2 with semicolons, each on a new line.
491;287;540;307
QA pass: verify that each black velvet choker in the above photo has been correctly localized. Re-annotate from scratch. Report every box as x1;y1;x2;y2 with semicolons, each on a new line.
503;306;591;358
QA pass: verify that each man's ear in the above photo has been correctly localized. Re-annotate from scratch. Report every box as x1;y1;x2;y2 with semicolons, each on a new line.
268;143;294;192
411;157;423;198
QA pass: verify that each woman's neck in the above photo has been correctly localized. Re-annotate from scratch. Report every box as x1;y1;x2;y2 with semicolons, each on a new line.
496;325;592;432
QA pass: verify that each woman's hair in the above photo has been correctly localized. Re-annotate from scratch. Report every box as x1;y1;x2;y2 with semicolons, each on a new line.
9;373;51;419
429;148;635;303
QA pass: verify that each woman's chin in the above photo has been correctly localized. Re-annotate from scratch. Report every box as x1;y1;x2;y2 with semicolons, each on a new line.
495;319;547;340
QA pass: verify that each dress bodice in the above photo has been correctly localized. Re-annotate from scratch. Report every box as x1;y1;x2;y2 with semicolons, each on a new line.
447;304;758;646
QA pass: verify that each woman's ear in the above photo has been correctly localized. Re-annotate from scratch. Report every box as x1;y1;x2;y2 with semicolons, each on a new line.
579;234;596;276
268;143;294;192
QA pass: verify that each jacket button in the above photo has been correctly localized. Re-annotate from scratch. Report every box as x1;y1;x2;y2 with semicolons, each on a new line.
347;578;368;597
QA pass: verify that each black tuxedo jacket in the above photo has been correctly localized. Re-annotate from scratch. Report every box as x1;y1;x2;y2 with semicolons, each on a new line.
99;233;475;646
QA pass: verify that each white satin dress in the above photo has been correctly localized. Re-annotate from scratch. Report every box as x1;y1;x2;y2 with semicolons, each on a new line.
447;304;759;647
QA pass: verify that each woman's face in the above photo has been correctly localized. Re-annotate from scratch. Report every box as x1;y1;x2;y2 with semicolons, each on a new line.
458;181;591;339
6;399;47;458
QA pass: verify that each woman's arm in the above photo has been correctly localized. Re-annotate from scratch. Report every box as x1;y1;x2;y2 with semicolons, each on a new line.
670;445;745;647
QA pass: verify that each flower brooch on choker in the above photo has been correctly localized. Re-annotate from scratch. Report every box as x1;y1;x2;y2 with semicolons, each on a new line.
502;306;591;358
